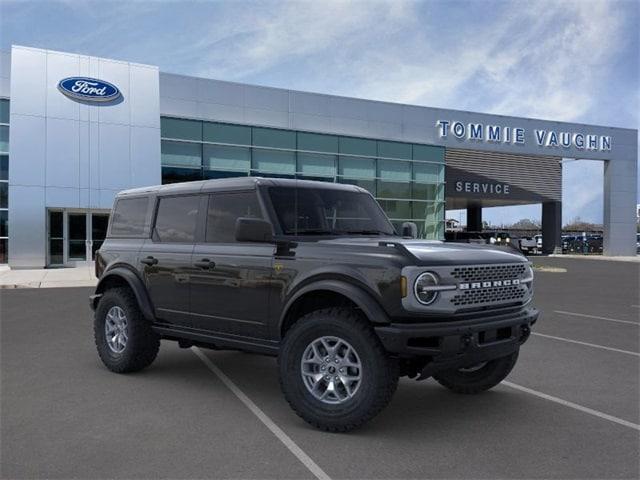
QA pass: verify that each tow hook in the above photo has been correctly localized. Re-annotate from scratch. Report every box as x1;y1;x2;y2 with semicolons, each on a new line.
462;334;472;348
520;325;531;342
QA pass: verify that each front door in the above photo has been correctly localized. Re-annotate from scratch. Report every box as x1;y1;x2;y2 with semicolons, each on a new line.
190;191;274;338
139;194;200;325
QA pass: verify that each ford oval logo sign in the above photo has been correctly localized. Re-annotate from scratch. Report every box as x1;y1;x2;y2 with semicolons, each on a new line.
58;77;121;102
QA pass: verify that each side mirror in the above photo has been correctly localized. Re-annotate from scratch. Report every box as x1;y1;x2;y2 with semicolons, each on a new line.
235;217;274;243
401;221;418;239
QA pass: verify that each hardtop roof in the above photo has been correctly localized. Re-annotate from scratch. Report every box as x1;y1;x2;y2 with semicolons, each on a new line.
116;177;368;198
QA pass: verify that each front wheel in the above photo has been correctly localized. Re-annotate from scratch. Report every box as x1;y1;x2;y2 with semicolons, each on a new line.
278;308;399;432
433;350;519;394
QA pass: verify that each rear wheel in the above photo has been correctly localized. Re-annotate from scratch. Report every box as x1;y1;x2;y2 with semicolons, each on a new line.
278;308;399;432
433;350;519;394
94;287;160;373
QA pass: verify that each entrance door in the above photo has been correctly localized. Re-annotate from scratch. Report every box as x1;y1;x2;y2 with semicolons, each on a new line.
46;209;111;267
67;213;87;261
48;211;64;266
91;213;109;259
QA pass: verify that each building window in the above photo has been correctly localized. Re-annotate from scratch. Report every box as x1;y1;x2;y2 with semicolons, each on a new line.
0;99;8;263
297;153;336;179
161;117;202;141
0;126;8;154
204;144;250;172
252;127;296;149
159;116;446;239
203;122;251;145
161;140;201;167
252;149;296;175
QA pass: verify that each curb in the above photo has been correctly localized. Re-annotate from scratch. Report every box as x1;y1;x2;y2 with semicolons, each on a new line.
0;281;98;289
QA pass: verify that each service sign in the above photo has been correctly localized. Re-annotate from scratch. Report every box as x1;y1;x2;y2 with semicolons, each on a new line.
58;77;121;102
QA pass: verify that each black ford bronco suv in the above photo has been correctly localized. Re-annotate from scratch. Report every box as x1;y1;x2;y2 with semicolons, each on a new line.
91;177;538;432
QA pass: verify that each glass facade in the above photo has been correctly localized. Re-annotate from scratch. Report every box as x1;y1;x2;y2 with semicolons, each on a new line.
160;117;445;238
0;99;8;263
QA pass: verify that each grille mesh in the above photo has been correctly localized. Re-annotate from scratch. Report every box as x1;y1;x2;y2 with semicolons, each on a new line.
450;263;529;307
451;285;527;307
451;264;527;283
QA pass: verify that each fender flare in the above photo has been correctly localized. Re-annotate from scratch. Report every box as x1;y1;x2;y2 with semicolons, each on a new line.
278;279;390;336
94;267;155;321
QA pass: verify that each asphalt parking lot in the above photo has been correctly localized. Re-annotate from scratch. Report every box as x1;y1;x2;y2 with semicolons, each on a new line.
1;257;639;479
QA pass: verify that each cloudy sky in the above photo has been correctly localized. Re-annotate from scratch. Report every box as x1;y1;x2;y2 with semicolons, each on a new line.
1;0;638;225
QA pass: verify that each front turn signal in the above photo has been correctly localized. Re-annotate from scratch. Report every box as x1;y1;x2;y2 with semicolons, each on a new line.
400;276;408;298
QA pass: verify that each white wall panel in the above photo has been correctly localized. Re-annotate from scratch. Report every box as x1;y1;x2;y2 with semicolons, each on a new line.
46;51;80;121
130;66;160;128
9;114;46;186
10;47;46;116
45;117;79;188
291;92;330;116
244;85;288;112
198;78;244;106
8;185;46;268
197;102;244;124
160;73;199;101
130;126;161;187
78;121;90;188
98;189;117;209
46;186;79;207
98;122;130;190
98;60;130;125
243;107;288;128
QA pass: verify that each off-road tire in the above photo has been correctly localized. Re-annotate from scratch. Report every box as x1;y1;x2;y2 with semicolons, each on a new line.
94;287;160;373
278;307;399;432
433;349;519;394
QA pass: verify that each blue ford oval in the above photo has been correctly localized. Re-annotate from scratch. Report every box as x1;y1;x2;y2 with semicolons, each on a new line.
58;77;121;102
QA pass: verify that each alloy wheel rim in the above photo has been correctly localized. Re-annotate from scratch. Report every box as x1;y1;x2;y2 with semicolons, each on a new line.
300;336;362;405
105;306;128;354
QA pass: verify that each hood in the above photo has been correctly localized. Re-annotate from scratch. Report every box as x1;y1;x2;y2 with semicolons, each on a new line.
316;237;527;266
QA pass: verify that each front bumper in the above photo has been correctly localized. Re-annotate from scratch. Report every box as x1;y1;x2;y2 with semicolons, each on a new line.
375;307;539;377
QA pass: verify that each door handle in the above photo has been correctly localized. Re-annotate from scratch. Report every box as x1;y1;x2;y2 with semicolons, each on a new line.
141;256;158;266
194;259;215;269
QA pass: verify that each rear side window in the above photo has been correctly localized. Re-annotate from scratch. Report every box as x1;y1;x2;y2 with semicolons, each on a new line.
206;192;263;243
154;195;200;243
110;197;149;237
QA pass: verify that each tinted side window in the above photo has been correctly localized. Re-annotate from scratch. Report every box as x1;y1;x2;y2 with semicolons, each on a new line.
110;197;149;237
154;195;200;243
206;192;263;243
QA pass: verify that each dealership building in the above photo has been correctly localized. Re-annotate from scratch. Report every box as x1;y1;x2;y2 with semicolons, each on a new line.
0;45;637;268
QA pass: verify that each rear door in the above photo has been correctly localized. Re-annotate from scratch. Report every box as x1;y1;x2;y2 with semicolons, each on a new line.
139;194;200;325
189;190;274;338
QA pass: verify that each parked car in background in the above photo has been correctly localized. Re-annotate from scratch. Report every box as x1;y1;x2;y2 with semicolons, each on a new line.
445;230;516;249
517;236;539;255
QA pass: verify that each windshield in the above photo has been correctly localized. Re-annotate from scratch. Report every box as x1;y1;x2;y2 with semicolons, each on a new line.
267;186;396;236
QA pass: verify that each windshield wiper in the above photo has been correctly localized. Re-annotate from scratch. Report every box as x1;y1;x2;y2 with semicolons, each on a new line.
343;230;388;235
291;229;334;235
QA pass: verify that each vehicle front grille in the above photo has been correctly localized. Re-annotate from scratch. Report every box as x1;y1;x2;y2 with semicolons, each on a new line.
451;284;527;307
449;263;530;308
451;264;527;283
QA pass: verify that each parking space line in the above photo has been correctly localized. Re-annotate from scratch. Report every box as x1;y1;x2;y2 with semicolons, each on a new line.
554;310;639;326
532;332;639;356
503;381;640;431
192;347;331;480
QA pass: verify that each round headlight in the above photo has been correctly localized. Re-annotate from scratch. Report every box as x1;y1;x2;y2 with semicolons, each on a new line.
414;272;439;305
